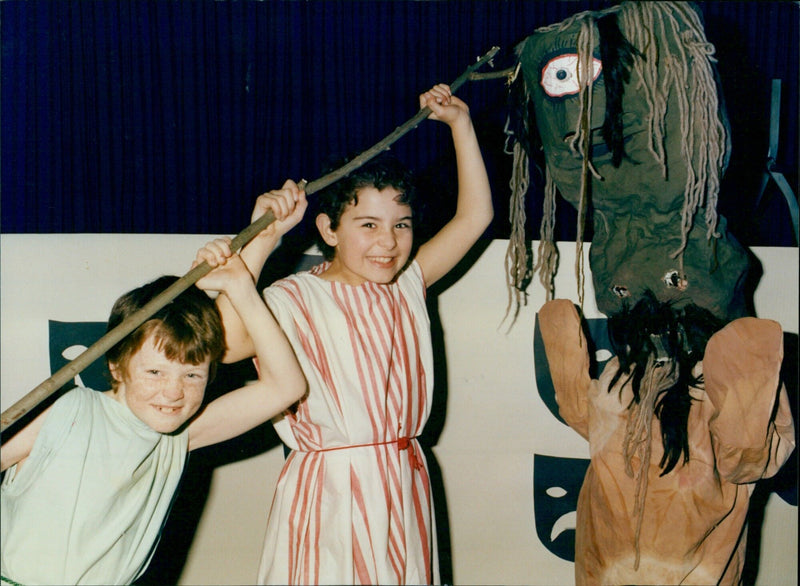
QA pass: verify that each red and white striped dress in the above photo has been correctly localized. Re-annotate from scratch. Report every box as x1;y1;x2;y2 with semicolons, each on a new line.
257;261;438;585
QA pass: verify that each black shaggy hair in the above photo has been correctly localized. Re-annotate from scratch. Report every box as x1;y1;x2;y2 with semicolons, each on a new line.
597;11;642;167
607;291;725;475
506;66;541;163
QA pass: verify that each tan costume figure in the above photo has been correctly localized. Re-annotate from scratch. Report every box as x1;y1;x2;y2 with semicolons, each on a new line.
538;299;795;585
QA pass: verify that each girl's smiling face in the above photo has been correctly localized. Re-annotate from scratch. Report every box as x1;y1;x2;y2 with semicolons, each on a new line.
107;335;209;433
316;186;414;286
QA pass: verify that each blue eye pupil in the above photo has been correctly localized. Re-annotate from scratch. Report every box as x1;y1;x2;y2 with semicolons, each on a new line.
556;69;568;80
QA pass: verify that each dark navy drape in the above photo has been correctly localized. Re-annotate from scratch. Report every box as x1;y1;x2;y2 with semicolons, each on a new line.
2;0;797;245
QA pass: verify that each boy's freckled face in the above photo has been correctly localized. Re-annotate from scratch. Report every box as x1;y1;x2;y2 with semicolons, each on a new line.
108;336;209;433
322;186;414;286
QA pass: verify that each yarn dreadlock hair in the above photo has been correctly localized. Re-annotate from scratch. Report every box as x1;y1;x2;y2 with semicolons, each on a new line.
607;289;724;475
502;64;538;325
617;2;729;251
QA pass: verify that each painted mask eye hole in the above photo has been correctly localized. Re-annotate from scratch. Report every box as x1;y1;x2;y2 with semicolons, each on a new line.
612;285;630;298
662;270;689;291
540;53;602;98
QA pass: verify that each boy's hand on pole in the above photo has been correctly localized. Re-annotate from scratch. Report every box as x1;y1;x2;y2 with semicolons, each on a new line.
194;237;251;295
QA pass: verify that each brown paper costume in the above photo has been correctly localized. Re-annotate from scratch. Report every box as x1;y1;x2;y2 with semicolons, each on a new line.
538;299;794;585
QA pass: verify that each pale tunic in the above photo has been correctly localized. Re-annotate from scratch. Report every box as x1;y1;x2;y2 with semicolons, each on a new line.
538;300;796;586
1;387;188;585
258;261;438;585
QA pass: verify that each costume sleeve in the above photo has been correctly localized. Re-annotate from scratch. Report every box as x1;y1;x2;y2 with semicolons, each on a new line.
537;299;592;439
703;317;796;484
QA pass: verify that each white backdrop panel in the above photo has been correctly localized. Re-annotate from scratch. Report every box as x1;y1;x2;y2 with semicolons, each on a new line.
1;235;796;585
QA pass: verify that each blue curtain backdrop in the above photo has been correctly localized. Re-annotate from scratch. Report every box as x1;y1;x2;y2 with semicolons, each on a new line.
2;0;798;246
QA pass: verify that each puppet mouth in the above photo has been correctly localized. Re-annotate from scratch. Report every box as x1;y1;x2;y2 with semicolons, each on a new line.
562;127;607;158
562;113;642;161
591;140;612;158
562;129;636;160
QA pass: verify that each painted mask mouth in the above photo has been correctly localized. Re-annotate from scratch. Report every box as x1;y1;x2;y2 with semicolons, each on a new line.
562;126;639;161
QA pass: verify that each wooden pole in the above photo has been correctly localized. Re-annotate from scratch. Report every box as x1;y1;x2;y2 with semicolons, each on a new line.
0;46;501;435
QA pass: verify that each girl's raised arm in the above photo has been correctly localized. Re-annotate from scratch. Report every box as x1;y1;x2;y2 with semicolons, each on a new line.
214;182;307;364
415;84;493;287
188;241;306;451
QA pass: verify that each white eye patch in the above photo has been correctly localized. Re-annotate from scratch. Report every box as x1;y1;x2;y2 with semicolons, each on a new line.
540;53;602;98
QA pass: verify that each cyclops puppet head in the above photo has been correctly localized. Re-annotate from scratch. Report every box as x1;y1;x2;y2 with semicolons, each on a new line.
506;1;750;322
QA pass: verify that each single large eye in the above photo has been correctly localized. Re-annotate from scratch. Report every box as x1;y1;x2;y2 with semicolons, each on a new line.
540;53;602;98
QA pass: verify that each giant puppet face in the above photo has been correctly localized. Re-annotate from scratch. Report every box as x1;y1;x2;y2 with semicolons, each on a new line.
511;1;750;321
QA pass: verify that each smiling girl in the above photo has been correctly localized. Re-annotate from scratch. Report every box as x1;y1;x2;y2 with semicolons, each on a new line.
204;83;493;585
